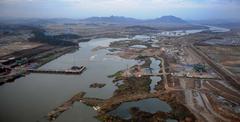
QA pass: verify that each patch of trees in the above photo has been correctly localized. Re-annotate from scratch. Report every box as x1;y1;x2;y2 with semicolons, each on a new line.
193;64;206;72
30;29;79;46
125;25;158;30
53;34;81;40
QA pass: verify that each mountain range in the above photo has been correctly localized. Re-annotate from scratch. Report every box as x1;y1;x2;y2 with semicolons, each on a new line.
81;15;187;25
2;15;239;29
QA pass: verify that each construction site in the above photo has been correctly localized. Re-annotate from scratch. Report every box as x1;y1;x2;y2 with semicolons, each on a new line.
101;33;240;121
42;30;240;122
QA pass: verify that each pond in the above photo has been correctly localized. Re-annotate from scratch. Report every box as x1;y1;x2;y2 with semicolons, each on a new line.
108;98;172;119
150;76;162;92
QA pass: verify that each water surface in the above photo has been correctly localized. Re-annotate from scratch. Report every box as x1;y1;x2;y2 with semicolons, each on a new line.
108;98;172;119
150;76;162;92
158;25;229;37
0;38;138;122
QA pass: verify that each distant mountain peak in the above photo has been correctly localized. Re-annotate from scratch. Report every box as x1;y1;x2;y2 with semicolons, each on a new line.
153;15;187;23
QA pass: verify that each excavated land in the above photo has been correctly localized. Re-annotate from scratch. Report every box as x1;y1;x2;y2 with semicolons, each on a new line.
102;35;240;122
43;33;240;122
197;45;240;79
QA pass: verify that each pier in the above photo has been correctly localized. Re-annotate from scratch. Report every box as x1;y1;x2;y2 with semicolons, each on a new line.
27;66;86;75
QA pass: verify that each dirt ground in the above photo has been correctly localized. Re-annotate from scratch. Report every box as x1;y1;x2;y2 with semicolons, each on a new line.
0;41;42;57
197;46;240;78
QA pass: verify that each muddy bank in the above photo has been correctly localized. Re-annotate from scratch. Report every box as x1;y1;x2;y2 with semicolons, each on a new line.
47;92;86;121
47;92;106;121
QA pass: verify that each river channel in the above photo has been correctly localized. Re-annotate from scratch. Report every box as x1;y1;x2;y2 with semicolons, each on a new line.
0;38;139;122
0;25;230;122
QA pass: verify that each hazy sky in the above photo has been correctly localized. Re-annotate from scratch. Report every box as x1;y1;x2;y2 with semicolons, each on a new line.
0;0;239;20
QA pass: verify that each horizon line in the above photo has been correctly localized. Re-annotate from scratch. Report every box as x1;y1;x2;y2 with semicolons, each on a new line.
0;15;240;21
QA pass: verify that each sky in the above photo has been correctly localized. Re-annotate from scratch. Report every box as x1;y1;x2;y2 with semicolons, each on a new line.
0;0;240;20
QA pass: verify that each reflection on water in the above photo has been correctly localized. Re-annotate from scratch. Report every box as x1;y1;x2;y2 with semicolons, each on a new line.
55;102;99;122
150;76;162;92
108;98;172;119
150;57;161;74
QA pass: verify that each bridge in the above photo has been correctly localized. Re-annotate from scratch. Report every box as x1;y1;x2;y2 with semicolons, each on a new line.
142;73;170;76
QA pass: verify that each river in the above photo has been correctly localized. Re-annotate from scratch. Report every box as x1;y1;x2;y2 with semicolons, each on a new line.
157;25;230;36
0;25;230;122
0;38;139;122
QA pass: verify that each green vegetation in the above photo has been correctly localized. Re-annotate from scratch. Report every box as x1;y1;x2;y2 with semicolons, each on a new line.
90;83;106;88
170;102;196;121
193;64;206;72
30;29;78;46
108;71;123;79
96;114;124;122
141;58;151;68
114;76;151;96
135;54;148;60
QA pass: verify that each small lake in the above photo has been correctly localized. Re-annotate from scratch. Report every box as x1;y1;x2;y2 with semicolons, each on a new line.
143;57;161;77
108;98;172;119
150;57;161;74
150;76;162;92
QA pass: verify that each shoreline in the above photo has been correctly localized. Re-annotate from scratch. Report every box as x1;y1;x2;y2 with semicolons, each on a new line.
0;45;79;85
